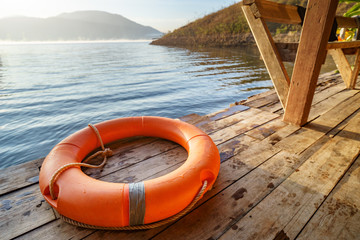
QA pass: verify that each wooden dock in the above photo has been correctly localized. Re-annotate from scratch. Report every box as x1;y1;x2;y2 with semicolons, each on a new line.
1;72;360;240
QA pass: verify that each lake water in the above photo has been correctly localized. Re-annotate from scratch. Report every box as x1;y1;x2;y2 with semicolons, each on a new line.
0;41;336;169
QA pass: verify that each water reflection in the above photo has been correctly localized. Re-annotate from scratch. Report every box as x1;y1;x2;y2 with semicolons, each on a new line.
0;56;3;88
0;42;340;169
178;46;274;92
178;45;338;93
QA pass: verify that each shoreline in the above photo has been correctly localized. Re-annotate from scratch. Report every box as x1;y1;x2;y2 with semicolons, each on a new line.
0;39;152;45
0;70;340;170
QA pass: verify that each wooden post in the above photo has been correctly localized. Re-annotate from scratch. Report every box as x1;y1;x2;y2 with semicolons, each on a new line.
242;3;290;109
283;0;339;126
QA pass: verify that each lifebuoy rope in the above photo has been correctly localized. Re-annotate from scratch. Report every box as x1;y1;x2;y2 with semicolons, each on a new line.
49;124;113;200
48;124;209;230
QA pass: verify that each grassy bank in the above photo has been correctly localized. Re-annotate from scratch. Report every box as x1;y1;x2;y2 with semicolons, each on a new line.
151;1;353;48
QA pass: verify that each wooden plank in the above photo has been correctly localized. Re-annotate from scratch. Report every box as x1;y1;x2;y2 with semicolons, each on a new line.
281;109;360;239
242;88;276;103
296;156;360;239
0;158;43;196
15;220;93;240
181;104;249;126
283;0;339;126
327;40;360;49
329;49;353;88
336;16;359;28
220;111;360;240
84;138;179;178
178;113;203;124
241;92;279;109
242;4;289;109
244;0;302;25
245;118;288;140
308;92;360;129
207;104;249;121
209;111;279;145
99;145;187;183
273;80;347;117
308;88;360;120
0;184;56;240
84;228;162;240
195;107;267;133
342;47;358;55
349;48;360;89
244;0;356;28
260;101;282;113
315;72;343;89
278;92;360;153
261;81;352;117
151;135;331;240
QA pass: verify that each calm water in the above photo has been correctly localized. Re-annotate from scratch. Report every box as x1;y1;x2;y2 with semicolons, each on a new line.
0;41;336;169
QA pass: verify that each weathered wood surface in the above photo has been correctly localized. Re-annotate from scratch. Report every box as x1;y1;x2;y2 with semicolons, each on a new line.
1;73;360;240
0;158;43;196
350;49;360;89
283;0;339;125
297;156;360;240
220;110;360;240
244;0;359;29
243;0;359;124
327;40;360;50
242;4;289;108
244;0;302;25
329;49;353;88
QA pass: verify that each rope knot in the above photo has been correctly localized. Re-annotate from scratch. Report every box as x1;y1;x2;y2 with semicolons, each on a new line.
49;123;112;200
102;148;113;158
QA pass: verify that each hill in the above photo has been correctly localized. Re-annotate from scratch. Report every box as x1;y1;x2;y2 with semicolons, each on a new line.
151;0;353;48
0;11;163;41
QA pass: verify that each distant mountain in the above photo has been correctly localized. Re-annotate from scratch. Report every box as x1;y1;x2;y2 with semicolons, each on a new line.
0;11;163;41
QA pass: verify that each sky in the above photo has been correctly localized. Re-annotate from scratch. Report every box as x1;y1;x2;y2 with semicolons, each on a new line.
0;0;238;32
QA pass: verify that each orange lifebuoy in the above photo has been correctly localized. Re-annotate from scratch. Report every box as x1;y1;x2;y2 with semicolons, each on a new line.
39;116;220;228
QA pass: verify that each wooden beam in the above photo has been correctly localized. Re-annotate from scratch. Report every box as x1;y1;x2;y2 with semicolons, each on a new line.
244;0;358;28
329;48;353;88
336;16;359;28
242;4;290;109
253;0;302;25
329;48;360;89
283;0;339;126
350;48;360;89
327;40;360;49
